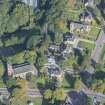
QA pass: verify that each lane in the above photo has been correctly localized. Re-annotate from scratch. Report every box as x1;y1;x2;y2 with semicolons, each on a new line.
91;30;105;63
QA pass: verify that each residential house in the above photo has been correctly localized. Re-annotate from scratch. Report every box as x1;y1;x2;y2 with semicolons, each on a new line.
46;64;63;80
61;97;73;105
20;0;38;8
44;60;63;80
70;22;91;33
83;0;94;7
48;43;60;52
80;10;94;23
62;45;74;59
63;32;79;45
47;56;56;64
7;62;37;79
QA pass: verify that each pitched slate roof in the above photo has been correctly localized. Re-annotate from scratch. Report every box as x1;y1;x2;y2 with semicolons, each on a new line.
84;0;94;6
12;63;36;75
70;22;90;32
80;11;93;20
21;0;38;8
63;32;75;42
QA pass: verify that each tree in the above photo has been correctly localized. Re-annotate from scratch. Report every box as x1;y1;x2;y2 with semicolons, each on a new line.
36;52;47;69
6;78;17;89
54;88;66;101
24;50;37;64
0;63;4;77
46;77;59;90
37;77;46;89
87;97;93;105
54;33;63;44
26;35;42;49
74;78;83;91
44;89;52;100
15;79;28;100
0;1;36;35
8;52;25;64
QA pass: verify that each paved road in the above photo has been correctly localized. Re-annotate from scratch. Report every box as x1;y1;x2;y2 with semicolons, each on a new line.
0;88;43;98
91;30;105;63
0;88;10;96
1;87;105;103
27;89;43;98
83;90;105;103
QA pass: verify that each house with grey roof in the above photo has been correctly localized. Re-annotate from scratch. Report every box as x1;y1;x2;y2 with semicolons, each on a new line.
46;64;63;80
7;62;37;79
70;22;91;33
48;43;60;52
61;97;73;105
44;63;63;80
63;32;79;45
80;10;94;23
84;0;94;7
20;0;38;8
62;44;74;59
48;56;56;64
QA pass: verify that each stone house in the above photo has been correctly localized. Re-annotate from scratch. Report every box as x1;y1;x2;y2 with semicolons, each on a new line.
70;22;91;33
7;62;37;79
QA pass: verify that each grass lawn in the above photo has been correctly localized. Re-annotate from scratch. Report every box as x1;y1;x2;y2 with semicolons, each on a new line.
65;11;80;21
62;74;77;89
59;56;76;69
33;98;43;105
78;41;95;50
89;27;100;40
28;76;38;89
62;77;71;89
0;79;6;88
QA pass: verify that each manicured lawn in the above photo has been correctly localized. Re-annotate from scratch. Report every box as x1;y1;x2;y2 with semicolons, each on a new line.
66;11;80;21
62;74;76;89
33;98;43;105
62;77;71;88
59;56;76;69
0;79;6;88
89;27;100;40
28;76;38;89
78;41;95;50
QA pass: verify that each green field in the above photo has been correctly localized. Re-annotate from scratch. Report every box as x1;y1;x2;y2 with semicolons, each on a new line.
78;41;95;50
89;27;100;40
33;98;42;105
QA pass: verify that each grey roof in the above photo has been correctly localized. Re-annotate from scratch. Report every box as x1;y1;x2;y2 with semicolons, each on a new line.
21;0;38;8
48;67;61;75
63;33;75;41
47;64;62;76
80;11;93;20
48;43;60;51
13;63;36;75
70;22;90;31
84;0;94;6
